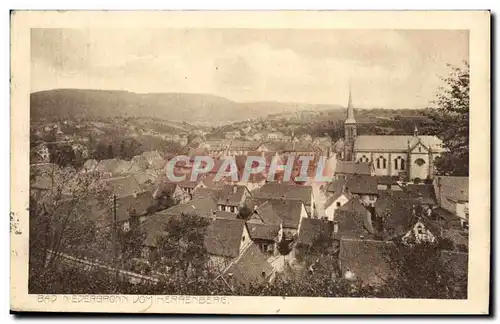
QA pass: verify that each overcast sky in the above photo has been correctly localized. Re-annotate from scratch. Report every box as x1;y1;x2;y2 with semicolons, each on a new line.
31;28;468;108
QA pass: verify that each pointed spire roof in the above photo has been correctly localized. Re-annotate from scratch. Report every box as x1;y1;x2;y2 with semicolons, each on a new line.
345;84;356;124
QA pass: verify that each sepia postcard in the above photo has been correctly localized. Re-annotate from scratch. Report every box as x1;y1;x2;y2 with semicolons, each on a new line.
10;10;490;314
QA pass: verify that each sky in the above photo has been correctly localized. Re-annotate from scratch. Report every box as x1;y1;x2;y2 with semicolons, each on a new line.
31;28;468;109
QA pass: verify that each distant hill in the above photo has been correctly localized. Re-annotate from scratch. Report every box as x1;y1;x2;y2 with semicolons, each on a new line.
30;89;344;124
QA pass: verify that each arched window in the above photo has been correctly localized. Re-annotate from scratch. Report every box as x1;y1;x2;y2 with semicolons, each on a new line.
376;156;387;169
394;156;406;170
415;158;426;166
359;155;369;163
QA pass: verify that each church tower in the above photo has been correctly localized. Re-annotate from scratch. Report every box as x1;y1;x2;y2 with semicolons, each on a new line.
343;86;357;161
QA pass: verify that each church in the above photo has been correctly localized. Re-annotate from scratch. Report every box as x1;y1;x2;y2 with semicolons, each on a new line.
335;89;445;182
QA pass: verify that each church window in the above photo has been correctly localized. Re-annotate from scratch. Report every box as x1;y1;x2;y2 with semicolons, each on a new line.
394;157;405;171
359;155;369;163
376;156;387;169
415;158;426;166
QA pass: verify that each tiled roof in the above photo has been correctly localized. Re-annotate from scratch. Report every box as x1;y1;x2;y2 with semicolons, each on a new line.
433;176;469;203
96;159;121;174
217;185;249;207
354;135;445;152
204;218;246;258
335;198;374;236
246;223;280;241
374;175;400;185
215;211;238;220
220;243;274;289
442;229;469;249
344;175;378;195
374;195;414;237
268;199;304;229
335;161;372;175
101;176;142;198
253;183;312;206
115;191;155;222
132;170;160;185
298;218;331;246
406;184;437;205
131;155;150;170
163;197;218;218
194;187;222;201
252;201;283;225
339;237;395;286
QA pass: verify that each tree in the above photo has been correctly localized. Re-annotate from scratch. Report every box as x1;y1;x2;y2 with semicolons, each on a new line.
29;166;106;286
428;62;469;176
155;213;210;278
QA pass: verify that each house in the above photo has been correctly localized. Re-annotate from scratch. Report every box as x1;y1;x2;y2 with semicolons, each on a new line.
31;144;50;163
373;194;414;239
177;178;206;199
225;131;241;139
441;229;468;252
334;160;374;179
253;183;314;216
215;211;239;220
132;169;161;189
131;154;150;170
406;184;437;209
115;190;155;231
216;185;251;214
142;150;163;166
327;175;378;207
101;176;143;198
193;187;222;201
374;175;404;192
216;243;275;291
267;199;308;239
96;159;122;177
82;159;99;173
433;176;469;228
333;198;374;239
161;196;218;219
153;181;191;204
401;216;439;245
338;237;395;287
246;201;283;254
324;180;352;222
204;218;252;272
297;218;332;247
266;132;284;141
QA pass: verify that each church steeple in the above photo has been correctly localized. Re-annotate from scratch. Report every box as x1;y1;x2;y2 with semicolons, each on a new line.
345;84;356;124
343;84;357;161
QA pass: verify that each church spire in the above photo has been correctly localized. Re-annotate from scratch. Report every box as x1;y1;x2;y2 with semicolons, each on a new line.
414;125;419;137
345;83;356;124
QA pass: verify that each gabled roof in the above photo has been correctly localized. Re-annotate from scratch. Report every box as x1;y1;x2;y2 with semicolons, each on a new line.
442;229;469;249
335;161;372;176
163;197;217;218
298;218;331;246
96;159;121;174
406;184;437;205
216;185;249;207
215;211;238;220
194;187;222;201
344;175;378;195
339;238;395;286
204;218;246;258
354;135;444;152
374;195;414;237
268;199;304;229
252;201;282;225
115;190;154;222
220;243;274;289
101;176;142;198
253;183;312;206
335;198;374;236
246;222;280;241
433;176;469;204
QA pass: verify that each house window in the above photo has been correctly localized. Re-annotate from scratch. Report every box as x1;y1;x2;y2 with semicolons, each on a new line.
230;206;235;213
336;202;341;207
376;156;387;169
242;236;245;242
